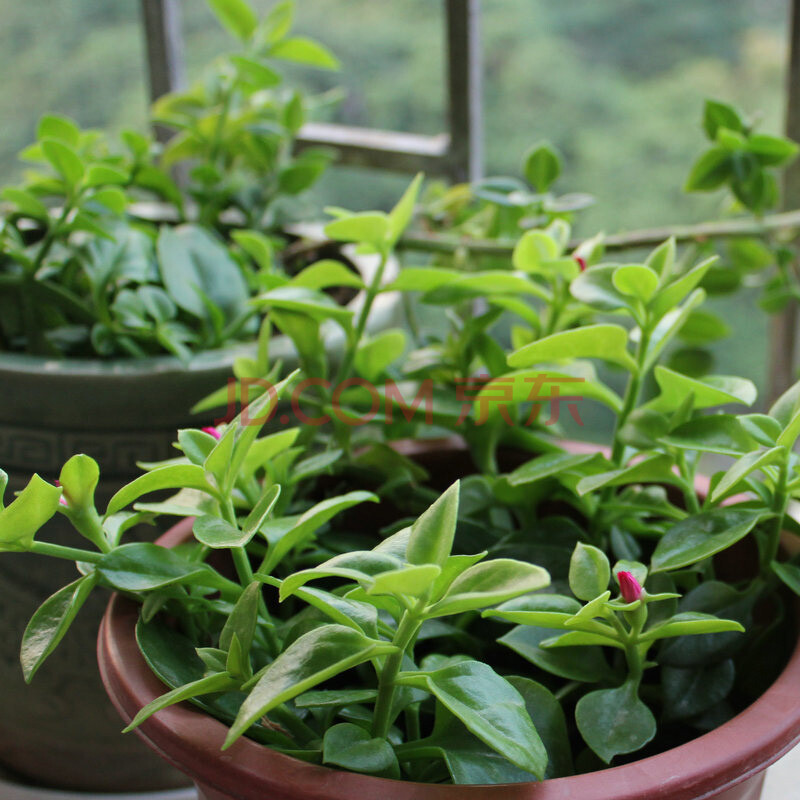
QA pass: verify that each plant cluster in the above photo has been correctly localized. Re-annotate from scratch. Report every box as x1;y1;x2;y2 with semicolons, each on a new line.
0;0;339;359
4;168;800;783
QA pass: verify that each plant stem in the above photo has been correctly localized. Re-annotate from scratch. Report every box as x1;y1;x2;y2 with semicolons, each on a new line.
371;601;424;739
30;541;103;563
610;325;652;465
764;457;790;571
334;249;390;388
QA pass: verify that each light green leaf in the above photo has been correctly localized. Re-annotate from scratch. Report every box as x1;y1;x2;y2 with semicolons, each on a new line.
569;543;610;601
710;447;785;504
407;481;459;567
41;138;84;186
0;475;62;552
59;454;99;509
640;612;745;642
512;230;561;273
388;172;423;243
323;723;399;777
270;36;340;69
507;451;600;486
208;0;258;40
576;454;678;496
507;325;635;371
106;465;219;515
366;564;442;597
612;264;658;302
523;142;561;192
291;260;364;290
324;212;388;247
646;367;756;414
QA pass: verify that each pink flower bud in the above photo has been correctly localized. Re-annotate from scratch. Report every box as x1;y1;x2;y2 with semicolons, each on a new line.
54;481;68;507
575;256;587;272
202;426;222;440
618;571;643;603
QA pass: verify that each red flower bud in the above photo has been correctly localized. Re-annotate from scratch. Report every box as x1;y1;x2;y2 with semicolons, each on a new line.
202;426;222;440
618;571;643;603
575;256;587;272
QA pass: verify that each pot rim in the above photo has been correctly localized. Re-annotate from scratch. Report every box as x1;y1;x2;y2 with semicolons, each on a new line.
97;489;800;800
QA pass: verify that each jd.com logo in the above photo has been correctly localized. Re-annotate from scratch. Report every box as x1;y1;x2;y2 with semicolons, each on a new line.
217;374;585;428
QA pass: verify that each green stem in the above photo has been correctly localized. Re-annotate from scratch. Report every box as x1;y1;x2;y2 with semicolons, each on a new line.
30;540;103;564
764;457;790;571
334;249;390;388
371;601;424;739
610;326;652;465
64;507;111;553
676;452;701;514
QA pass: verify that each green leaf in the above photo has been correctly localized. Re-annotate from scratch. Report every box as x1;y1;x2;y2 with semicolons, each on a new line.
281;583;378;637
612;264;658;302
426;559;550;617
124;672;238;732
507;451;599;487
366;564;442;597
570;264;633;312
576;454;678;496
407;480;459;567
710;447;785;503
685;147;732;192
37;114;81;145
255;285;353;326
0;475;62;552
106;464;219;515
422;272;548;304
225;625;393;747
662;660;736;721
644;288;708;370
220;581;261;654
355;329;406;382
640;612;745;642
208;0;258;40
230;55;281;88
485;593;579;630
703;99;745;139
645;237;676;277
260;491;378;574
645;367;756;414
193;515;250;549
291;260;364;290
498;624;611;682
523;142;561;192
747;134;799;166
89;187;127;214
322;724;399;777
21;572;97;682
85;164;128;187
243;484;281;537
661;415;758;456
270;36;340;69
512;230;561;273
569;543;610;601
231;230;273;272
678;309;731;345
387;172;423;244
772;561;800;596
650;258;715;319
59;454;99;508
575;681;656;763
651;510;770;573
41;138;84;187
324;212;389;248
97;542;233;593
1;187;49;220
398;661;547;779
507;324;635;370
385;267;460;293
157;225;249;323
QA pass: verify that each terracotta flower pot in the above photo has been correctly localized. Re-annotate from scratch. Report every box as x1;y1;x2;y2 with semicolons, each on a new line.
97;470;800;800
0;252;400;791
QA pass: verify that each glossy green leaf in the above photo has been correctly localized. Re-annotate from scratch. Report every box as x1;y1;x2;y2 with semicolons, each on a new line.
106;464;219;515
643;288;707;370
485;593;579;629
37;114;81;145
422;272;548;304
512;230;561;273
0;475;62;552
255;285;354;325
771;561;800;596
397;661;547;779
407;481;459;567
569;543;610;601
703;99;745;139
387;172;423;243
193;515;250;549
570;264;634;312
507;325;635;371
650;258;715;319
97;543;233;593
324;212;389;248
355;329;406;382
575;681;656;763
366;564;442;597
426;559;550;617
225;625;393;747
651;509;770;573
662;660;736;721
747;133;799;166
383;267;459;293
685;147;732;192
645;237;676;277
21;572;98;682
322;724;399;777
219;580;261;655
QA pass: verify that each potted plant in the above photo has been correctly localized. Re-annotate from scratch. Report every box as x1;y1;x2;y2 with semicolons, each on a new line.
0;1;404;790
3;183;800;798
